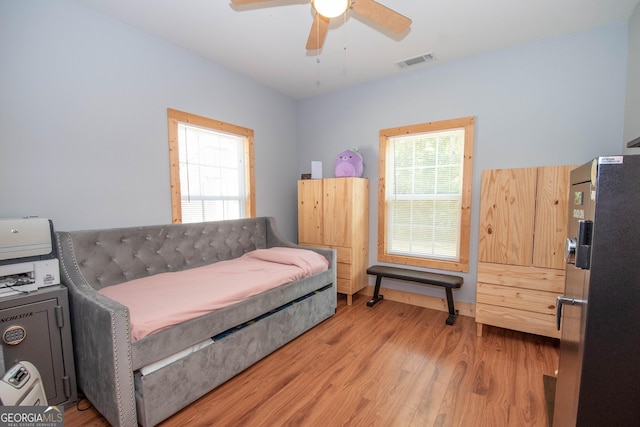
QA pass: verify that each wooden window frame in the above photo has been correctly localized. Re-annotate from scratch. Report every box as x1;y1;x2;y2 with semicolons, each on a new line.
378;116;474;273
167;108;255;223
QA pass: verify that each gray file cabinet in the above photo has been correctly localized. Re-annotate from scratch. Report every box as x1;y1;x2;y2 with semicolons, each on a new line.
0;285;77;407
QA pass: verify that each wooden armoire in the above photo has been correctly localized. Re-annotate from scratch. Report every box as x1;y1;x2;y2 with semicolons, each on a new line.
297;178;369;305
476;165;575;338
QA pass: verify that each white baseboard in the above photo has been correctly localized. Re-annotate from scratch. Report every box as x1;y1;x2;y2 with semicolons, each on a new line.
360;285;475;318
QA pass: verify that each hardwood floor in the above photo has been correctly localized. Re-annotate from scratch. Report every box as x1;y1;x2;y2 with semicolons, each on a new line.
64;293;559;426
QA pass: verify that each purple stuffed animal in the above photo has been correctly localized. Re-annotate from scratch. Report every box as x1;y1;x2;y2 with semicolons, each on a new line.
334;148;364;177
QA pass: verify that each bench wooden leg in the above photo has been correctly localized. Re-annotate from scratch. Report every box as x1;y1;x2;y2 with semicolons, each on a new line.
445;288;459;325
366;275;384;307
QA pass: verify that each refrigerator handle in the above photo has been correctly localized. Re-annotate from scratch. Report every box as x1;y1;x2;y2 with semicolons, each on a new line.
556;296;586;330
557;296;575;330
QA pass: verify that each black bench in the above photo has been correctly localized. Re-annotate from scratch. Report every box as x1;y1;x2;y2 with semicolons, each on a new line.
366;265;463;325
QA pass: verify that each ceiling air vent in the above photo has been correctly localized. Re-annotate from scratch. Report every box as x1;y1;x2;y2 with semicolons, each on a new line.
395;53;435;69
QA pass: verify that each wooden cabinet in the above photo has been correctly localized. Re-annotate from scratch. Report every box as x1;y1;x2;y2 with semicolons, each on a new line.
476;165;575;338
298;178;369;305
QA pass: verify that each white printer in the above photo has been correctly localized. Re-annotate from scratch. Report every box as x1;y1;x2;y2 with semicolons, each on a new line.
0;361;48;406
0;218;60;296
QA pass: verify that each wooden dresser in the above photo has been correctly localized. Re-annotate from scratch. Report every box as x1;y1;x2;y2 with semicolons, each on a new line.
298;178;369;305
476;165;575;338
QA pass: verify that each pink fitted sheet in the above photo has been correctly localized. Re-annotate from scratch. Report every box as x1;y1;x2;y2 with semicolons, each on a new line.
99;247;329;341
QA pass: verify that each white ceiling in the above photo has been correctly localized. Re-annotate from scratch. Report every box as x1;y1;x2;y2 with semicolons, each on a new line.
72;0;639;100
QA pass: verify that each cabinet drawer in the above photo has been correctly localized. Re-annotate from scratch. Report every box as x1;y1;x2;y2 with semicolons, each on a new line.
337;277;353;294
298;243;352;264
333;246;352;264
477;282;559;314
476;304;560;339
478;262;565;293
337;276;367;295
336;262;352;280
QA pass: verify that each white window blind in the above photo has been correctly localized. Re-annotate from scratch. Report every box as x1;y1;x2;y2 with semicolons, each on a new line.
385;128;464;261
178;123;246;223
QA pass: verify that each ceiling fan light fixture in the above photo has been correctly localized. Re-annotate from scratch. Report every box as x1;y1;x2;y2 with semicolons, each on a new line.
313;0;349;19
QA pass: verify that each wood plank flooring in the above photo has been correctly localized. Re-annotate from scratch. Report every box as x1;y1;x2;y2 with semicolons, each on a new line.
64;293;559;426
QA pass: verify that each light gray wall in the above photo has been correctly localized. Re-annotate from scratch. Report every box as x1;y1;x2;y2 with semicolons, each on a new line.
624;2;640;153
1;1;631;305
0;0;300;240
298;24;628;303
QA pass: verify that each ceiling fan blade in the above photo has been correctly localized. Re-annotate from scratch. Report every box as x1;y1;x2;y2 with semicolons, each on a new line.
306;13;330;50
351;0;411;33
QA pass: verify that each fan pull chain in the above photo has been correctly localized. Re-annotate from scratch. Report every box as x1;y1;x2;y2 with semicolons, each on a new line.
342;11;347;75
316;13;321;87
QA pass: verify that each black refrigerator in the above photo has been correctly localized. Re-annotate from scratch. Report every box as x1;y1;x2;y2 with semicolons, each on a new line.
553;155;640;426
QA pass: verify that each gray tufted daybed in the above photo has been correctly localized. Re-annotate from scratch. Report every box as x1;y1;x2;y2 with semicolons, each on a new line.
55;217;336;427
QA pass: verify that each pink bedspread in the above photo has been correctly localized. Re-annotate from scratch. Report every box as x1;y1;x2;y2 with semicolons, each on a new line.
99;247;329;341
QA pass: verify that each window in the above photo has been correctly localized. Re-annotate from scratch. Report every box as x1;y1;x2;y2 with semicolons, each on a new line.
167;108;255;223
378;117;474;272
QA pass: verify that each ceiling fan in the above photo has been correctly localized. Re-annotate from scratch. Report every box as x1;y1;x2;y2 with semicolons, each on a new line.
231;0;412;50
